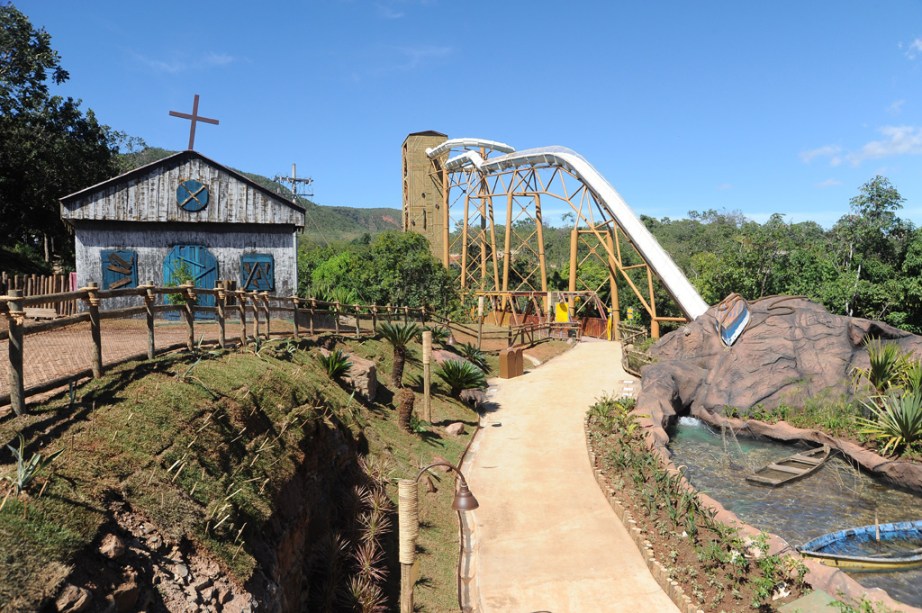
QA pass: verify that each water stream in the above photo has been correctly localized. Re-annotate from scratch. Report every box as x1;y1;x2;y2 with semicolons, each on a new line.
667;417;922;608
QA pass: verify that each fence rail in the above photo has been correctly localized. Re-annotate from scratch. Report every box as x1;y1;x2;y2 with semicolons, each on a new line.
618;322;653;377
0;282;428;416
1;272;78;316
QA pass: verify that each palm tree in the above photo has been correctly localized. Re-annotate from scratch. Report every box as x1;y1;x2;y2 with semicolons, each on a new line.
378;321;420;388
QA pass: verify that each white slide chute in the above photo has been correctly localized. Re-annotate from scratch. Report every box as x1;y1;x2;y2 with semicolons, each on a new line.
430;142;709;321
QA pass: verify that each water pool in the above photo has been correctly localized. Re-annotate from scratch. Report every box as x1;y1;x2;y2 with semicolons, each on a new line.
667;417;922;608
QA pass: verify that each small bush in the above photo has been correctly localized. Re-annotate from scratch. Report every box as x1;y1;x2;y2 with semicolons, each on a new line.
454;342;489;373
858;390;922;455
2;434;64;496
317;349;352;381
423;325;450;346
436;360;486;398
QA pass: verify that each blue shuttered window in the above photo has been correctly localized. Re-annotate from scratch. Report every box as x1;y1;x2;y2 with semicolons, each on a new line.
240;253;275;291
101;249;138;290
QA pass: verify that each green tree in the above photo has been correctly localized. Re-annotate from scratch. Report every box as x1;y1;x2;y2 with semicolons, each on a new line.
378;321;419;388
0;4;127;263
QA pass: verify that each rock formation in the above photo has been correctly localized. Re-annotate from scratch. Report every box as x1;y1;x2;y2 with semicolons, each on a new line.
641;296;922;419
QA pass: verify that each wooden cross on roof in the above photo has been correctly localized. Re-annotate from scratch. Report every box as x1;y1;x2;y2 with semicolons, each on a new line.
169;94;219;150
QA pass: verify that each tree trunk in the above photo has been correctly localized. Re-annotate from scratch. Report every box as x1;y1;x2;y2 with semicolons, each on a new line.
392;347;406;388
397;388;415;433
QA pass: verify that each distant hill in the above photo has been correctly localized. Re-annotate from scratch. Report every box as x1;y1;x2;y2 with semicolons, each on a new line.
118;147;401;243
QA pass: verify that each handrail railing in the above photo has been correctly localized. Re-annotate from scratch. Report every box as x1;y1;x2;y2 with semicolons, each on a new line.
0;282;432;416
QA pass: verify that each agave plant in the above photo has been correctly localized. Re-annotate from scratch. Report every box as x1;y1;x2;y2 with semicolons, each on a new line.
317;349;352;381
2;434;64;495
423;325;450;346
455;342;490;373
436;359;487;398
853;338;907;396
378;321;420;388
857;391;922;455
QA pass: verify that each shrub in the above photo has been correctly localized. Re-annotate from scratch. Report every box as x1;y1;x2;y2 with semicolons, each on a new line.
2;434;64;495
858;390;922;455
317;349;352;381
436;360;486;398
853;338;906;395
423;325;450;346
454;342;489;373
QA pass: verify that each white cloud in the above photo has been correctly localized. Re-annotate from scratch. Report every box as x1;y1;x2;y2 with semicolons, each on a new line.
135;51;236;74
816;178;842;188
848;125;922;164
905;37;922;60
888;99;905;115
716;183;733;191
800;145;842;166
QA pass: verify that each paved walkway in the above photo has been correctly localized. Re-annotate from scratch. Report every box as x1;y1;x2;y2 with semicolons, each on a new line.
465;341;678;613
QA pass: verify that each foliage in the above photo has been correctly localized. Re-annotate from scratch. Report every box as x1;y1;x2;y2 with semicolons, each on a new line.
378;321;420;388
454;342;489;373
0;5;137;263
852;338;907;396
317;349;352;380
423;325;450;346
857;391;922;455
298;232;458;313
2;434;64;495
435;360;486;398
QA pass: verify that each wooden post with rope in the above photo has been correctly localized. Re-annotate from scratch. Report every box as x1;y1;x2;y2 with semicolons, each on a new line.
398;479;420;613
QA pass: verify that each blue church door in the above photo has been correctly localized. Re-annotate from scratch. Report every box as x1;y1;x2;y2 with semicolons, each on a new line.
163;245;218;319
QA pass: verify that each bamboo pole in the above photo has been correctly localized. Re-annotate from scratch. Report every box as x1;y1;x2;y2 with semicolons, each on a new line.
422;331;432;423
7;290;25;415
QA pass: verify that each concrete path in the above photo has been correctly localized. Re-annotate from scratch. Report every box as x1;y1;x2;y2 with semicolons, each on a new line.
464;341;678;613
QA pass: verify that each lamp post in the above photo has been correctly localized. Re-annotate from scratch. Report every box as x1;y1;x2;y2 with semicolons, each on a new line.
398;461;479;613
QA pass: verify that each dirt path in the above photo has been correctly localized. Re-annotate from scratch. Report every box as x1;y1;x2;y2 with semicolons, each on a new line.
464;340;678;612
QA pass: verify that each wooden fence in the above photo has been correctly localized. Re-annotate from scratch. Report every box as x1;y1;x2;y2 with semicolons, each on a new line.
619;322;654;377
1;272;78;316
0;282;428;416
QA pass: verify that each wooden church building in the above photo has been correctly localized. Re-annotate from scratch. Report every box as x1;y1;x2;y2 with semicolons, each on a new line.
60;150;305;306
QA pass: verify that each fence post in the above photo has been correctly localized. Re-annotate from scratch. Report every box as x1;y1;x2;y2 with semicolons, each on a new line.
353;304;361;337
7;290;26;415
216;282;226;349
142;283;155;359
422;330;432;423
291;296;301;339
332;302;340;336
403;305;409;324
85;282;104;378
261;292;271;339
237;289;247;345
182;282;195;351
308;298;316;336
249;292;260;341
371;305;378;333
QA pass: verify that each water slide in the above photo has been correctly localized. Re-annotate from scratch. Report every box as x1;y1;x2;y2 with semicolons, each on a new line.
428;139;709;321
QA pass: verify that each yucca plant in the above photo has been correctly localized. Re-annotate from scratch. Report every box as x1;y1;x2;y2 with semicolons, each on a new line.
857;390;922;455
423;325;450;346
2;434;64;495
901;358;922;395
853;338;906;396
378;321;420;388
455;342;489;373
317;349;352;381
436;359;487;398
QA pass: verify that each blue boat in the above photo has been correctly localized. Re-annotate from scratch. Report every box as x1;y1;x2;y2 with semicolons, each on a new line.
797;520;922;571
715;293;751;347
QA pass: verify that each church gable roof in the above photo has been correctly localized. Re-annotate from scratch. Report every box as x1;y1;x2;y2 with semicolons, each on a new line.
60;150;305;227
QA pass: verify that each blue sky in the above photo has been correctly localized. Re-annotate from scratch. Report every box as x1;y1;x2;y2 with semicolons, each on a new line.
15;1;922;227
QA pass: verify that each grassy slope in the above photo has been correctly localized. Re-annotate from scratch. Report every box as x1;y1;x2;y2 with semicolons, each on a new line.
0;334;479;611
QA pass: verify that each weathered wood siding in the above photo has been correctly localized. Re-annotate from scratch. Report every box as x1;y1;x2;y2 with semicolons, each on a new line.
61;153;304;227
74;223;298;309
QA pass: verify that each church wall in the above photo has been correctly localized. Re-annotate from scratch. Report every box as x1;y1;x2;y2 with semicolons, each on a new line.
74;222;298;309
